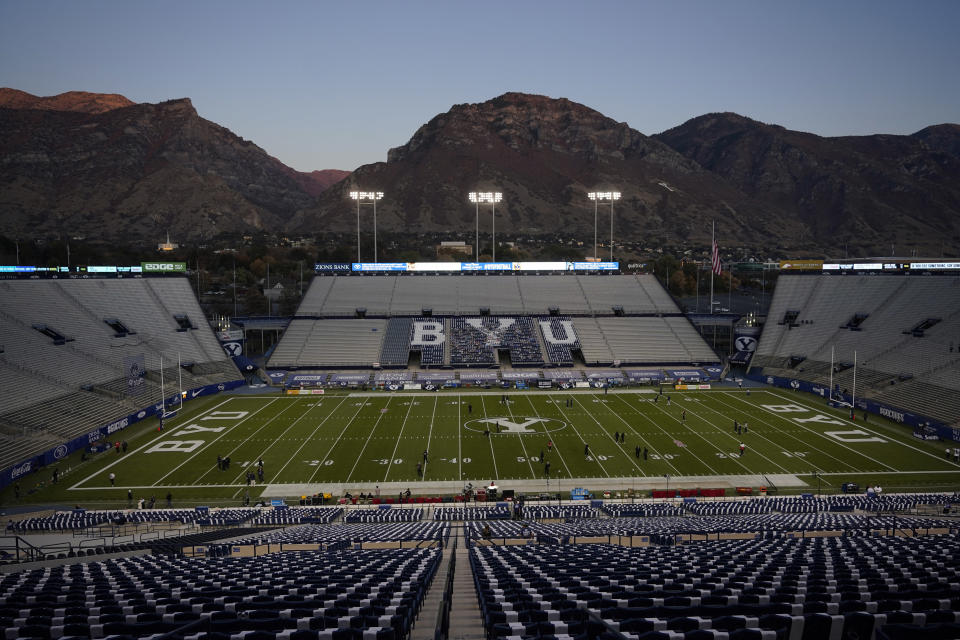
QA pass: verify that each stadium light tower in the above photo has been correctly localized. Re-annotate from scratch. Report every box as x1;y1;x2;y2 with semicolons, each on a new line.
588;191;621;260
468;191;503;261
349;191;384;263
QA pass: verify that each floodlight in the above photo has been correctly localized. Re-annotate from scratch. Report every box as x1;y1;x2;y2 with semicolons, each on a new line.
588;189;621;260
468;191;504;260
349;190;385;262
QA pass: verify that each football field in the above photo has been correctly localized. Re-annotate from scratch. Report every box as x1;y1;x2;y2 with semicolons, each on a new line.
62;388;960;503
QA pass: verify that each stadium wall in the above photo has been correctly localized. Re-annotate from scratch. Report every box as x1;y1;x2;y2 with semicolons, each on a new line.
746;371;959;443
1;379;244;490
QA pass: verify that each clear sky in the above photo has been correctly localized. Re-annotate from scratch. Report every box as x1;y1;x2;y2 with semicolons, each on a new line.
2;0;958;172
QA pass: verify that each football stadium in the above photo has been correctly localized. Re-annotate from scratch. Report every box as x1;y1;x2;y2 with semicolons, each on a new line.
2;259;960;640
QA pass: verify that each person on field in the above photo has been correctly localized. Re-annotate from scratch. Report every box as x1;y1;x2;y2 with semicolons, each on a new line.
739;442;746;456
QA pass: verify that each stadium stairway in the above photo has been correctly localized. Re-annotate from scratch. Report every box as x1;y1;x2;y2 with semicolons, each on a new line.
411;524;485;640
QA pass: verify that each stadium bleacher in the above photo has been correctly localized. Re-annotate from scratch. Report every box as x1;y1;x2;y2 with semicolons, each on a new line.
270;273;719;370
471;535;960;640
750;274;960;425
0;278;241;472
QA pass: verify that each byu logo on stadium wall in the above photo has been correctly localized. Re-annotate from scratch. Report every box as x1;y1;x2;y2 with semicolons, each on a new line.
734;336;757;352
464;417;567;434
222;342;243;357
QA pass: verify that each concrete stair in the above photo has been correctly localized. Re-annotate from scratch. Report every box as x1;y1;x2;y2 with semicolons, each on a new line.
411;525;485;640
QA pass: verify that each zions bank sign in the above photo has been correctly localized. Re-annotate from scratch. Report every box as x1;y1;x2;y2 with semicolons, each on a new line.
141;262;187;273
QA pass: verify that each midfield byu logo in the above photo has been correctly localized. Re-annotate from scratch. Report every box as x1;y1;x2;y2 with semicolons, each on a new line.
464;417;567;434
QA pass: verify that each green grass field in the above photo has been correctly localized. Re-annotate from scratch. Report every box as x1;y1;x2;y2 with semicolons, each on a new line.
8;388;960;508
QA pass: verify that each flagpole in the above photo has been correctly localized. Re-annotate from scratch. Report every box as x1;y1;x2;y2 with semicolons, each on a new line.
178;352;183;409
829;345;834;401
710;221;715;315
852;349;857;418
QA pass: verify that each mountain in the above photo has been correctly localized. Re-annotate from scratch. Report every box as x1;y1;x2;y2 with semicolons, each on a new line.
654;113;960;255
0;90;348;242
289;93;801;251
0;88;135;114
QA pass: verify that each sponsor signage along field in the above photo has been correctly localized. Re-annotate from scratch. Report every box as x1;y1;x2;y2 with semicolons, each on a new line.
313;263;352;272
141;262;187;273
1;380;244;490
779;260;824;271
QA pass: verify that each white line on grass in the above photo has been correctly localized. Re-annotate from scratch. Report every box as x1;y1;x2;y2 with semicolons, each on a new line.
423;396;439;479
504;393;538;478
519;394;573;479
345;397;394;483
769;391;960;470
677;396;794;474
155;397;287;486
535;395;574;479
457;395;462;481
750;392;897;472
68;398;235;491
222;397;341;485
198;398;307;486
641;399;723;474
554;394;611;478
572;393;647;475
607;395;683;475
708;392;834;473
384;395;418;480
573;395;648;477
479;395;500;481
266;395;351;481
306;398;374;484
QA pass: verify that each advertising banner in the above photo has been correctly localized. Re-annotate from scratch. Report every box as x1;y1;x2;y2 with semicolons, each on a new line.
2;379;244;490
124;354;146;395
140;262;187;273
746;371;956;442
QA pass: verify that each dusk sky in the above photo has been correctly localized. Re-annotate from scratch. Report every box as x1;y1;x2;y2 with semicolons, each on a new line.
2;1;958;172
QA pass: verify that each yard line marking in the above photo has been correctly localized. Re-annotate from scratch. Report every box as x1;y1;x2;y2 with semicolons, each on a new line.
642;400;727;475
709;392;834;473
207;399;308;486
677;394;794;474
505;393;537;478
479;395;500;481
385;395;418;480
457;394;462;481
554;394;611;478
69;397;235;490
226;397;341;484
271;395;351;480
531;394;574;479
520;394;573;478
754;392;897;472
570;395;648;477
423;396;439;479
152;397;285;487
307;398;375;484
345;397;395;483
607;394;684;475
768;391;960;469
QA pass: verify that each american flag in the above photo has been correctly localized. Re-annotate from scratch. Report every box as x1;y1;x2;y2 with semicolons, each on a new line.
711;238;722;275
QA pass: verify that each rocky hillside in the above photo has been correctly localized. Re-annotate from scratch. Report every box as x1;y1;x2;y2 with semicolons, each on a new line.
290;93;799;251
0;88;135;114
0;90;347;242
2;89;957;255
654;113;960;255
